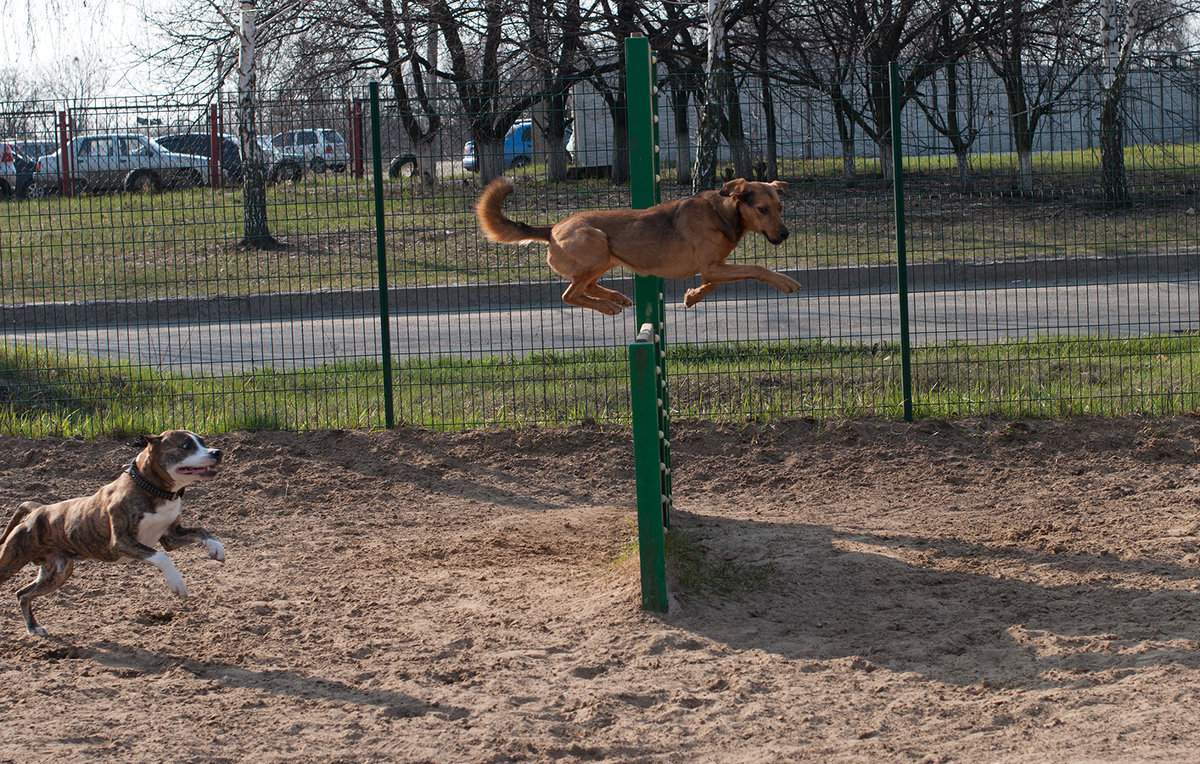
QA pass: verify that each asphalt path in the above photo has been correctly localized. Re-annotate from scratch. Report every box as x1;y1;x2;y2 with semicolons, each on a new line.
5;278;1196;373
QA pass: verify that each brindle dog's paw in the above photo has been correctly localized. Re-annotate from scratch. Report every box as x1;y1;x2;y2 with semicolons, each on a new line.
203;538;226;563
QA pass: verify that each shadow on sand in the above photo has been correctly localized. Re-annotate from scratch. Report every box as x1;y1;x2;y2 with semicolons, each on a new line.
667;509;1200;689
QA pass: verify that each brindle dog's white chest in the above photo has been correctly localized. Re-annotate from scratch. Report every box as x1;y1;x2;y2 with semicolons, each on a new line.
136;499;181;548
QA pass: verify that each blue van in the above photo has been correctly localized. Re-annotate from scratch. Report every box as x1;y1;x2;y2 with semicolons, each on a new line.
462;120;533;172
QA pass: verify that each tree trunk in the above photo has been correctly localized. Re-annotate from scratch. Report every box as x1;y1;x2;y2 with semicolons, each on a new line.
759;70;778;180
832;93;857;183
1099;82;1127;204
722;82;752;179
1097;0;1133;205
1001;60;1036;196
534;98;570;182
671;84;693;187
610;94;630;184
693;0;729;191
238;1;276;249
869;68;893;182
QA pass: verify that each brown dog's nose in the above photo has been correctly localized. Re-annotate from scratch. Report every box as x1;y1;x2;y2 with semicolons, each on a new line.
211;449;223;462
779;227;789;241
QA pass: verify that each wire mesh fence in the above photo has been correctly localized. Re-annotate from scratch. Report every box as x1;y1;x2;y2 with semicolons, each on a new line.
1;59;1197;435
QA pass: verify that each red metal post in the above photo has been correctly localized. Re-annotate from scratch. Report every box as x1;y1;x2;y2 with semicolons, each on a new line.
209;104;222;188
57;111;72;197
352;98;365;179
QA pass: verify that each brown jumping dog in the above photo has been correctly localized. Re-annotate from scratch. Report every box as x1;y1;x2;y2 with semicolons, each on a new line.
476;177;802;314
0;430;225;636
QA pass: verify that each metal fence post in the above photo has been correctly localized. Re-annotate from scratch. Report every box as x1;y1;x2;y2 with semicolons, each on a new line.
889;62;914;422
626;35;671;613
369;82;395;429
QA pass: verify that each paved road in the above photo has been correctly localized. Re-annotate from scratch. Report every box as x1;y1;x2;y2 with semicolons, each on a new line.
5;278;1196;372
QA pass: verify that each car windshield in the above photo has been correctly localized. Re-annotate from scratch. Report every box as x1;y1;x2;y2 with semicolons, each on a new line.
322;130;345;144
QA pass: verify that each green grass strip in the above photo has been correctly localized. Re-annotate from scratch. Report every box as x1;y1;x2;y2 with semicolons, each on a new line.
2;333;1198;437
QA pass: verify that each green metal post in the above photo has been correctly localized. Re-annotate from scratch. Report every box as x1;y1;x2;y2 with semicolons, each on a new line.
630;323;668;611
369;82;395;429
625;36;670;612
889;62;914;422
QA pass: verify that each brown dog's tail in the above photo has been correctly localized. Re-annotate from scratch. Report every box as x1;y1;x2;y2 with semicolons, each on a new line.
476;177;553;244
2;502;37;543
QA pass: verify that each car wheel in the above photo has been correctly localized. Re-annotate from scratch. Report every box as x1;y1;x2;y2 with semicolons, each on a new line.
510;156;531;168
127;170;160;193
273;161;304;183
184;169;204;189
389;156;418;179
310;157;328;174
18;179;37;199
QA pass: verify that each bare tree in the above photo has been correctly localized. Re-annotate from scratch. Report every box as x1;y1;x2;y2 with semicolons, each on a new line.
779;0;963;182
1087;0;1197;203
959;0;1089;196
912;15;987;191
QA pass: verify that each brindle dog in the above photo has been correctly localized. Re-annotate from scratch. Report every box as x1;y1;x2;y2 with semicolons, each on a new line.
0;430;225;636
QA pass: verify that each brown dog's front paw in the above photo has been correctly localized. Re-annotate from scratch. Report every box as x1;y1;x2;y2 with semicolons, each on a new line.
776;276;802;294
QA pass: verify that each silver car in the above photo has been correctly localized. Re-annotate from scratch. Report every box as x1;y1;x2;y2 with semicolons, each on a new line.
35;134;209;193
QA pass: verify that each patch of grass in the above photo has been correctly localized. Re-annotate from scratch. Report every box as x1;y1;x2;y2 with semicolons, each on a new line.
614;521;773;599
664;529;775;598
3;332;1198;436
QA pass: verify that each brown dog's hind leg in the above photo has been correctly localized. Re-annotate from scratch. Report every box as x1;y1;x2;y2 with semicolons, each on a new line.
584;281;633;308
17;554;74;637
561;279;626;315
547;227;629;315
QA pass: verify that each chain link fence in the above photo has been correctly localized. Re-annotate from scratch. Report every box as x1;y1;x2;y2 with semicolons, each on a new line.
1;60;1197;435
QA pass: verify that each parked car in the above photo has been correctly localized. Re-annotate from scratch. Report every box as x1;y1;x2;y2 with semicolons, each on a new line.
0;143;39;199
35;134;209;193
462;120;570;173
271;129;348;173
156;132;304;185
11;140;59;160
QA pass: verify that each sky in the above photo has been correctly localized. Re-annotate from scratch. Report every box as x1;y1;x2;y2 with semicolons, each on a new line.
1;0;174;96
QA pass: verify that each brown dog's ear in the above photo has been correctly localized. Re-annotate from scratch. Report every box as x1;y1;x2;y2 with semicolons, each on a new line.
719;178;749;198
140;433;162;447
770;180;789;197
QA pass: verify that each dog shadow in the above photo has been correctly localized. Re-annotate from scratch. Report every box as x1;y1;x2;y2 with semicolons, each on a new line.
45;639;464;720
668;510;1200;689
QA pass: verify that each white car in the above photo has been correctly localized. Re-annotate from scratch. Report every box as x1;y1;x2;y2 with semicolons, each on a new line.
272;129;349;173
35;134;209;194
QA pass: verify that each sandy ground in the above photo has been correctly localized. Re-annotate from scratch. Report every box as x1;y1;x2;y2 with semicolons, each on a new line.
3;417;1200;762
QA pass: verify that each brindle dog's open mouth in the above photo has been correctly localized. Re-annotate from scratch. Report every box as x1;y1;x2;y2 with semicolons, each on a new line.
176;465;220;479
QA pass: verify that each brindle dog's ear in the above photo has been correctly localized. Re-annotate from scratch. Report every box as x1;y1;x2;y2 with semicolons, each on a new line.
140;433;162;447
770;180;789;197
719;178;749;198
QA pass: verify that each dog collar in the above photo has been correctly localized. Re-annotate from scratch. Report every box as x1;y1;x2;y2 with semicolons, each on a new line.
126;463;184;501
